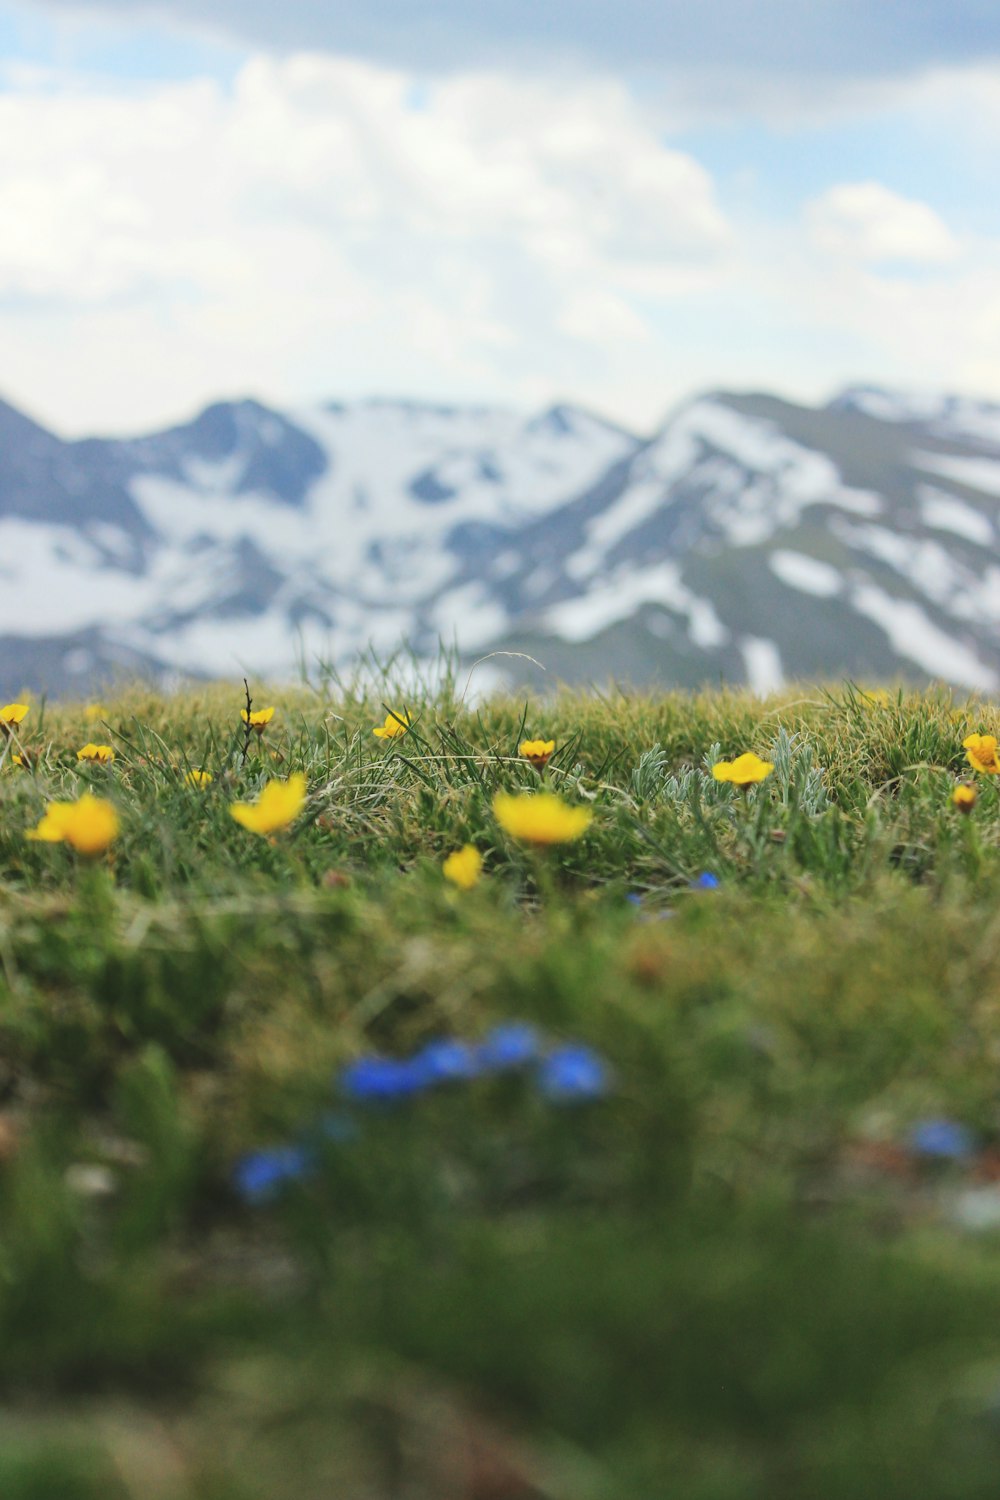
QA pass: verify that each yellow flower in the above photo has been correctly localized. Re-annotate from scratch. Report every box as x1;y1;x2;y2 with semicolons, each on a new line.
519;738;556;770
443;844;483;890
83;703;106;723
712;752;775;788
963;733;1000;775
952;784;977;813
0;703;29;733
861;689;892;708
77;743;115;763
185;768;213;788
493;791;592;846
241;706;276;734
27;794;119;856
230;773;307;835
373;709;411;739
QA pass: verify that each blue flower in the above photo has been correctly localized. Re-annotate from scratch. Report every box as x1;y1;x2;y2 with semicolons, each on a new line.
475;1022;540;1071
232;1145;312;1205
537;1045;612;1103
410;1038;481;1085
692;872;720;891
625;892;644;906
338;1055;428;1102
909;1118;975;1161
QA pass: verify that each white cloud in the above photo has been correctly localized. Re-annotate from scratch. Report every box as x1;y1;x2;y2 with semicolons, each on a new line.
0;53;732;432
805;180;960;264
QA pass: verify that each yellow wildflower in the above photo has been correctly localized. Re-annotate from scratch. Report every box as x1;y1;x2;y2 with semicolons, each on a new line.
443;844;483;890
952;784;977;813
493;791;592;846
519;738;556;770
83;703;106;723
373;709;411;739
712;752;775;788
0;703;29;733
241;706;276;734
963;733;1000;775
230;773;307;835
185;769;213;788
77;743;115;763
27;794;119;856
861;689;892;708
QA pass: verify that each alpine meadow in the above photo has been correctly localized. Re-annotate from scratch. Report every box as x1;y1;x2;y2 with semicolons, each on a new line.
2;670;1000;1496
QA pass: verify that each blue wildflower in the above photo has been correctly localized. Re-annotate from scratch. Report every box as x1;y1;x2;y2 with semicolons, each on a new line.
909;1118;976;1161
232;1145;312;1205
537;1045;612;1103
625;892;644;906
338;1055;427;1102
411;1038;481;1085
475;1022;540;1071
693;872;720;891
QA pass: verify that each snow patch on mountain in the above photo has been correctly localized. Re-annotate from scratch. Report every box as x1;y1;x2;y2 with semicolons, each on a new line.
850;585;998;690
769;550;843;598
917;486;995;545
542;561;728;647
673;399;881;544
740;637;784;695
834;386;1000;448
913;452;1000;500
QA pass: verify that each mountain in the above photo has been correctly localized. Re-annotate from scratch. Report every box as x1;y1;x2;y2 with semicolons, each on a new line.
1;384;999;698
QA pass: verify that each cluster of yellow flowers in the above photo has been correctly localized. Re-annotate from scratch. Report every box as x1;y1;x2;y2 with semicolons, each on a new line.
21;703;294;858
950;732;1000;814
11;690;990;875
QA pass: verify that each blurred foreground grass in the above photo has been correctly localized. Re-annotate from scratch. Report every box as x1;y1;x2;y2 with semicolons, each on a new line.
2;675;1000;1496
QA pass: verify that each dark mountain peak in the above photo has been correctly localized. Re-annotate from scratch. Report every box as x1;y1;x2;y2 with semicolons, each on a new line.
123;397;329;507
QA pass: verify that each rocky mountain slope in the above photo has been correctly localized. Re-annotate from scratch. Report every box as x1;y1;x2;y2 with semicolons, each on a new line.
2;384;999;697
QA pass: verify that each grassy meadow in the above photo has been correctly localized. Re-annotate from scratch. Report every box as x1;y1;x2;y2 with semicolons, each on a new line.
3;670;1000;1497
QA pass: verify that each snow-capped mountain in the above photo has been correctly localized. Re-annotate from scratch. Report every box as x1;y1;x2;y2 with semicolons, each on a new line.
2;384;1000;697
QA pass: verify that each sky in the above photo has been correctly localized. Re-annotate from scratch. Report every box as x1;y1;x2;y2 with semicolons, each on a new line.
1;0;999;437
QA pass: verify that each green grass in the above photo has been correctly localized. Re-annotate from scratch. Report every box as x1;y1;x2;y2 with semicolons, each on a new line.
2;672;1000;1497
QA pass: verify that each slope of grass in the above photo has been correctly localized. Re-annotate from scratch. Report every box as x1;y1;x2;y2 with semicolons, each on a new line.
1;674;1000;1497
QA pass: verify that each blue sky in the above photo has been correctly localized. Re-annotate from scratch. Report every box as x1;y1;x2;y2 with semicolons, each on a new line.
1;0;998;434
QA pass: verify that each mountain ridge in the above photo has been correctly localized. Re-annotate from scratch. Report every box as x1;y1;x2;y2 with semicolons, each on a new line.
1;383;998;698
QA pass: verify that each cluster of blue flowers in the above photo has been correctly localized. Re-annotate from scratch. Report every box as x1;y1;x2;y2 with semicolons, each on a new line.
338;1023;609;1104
233;1022;612;1205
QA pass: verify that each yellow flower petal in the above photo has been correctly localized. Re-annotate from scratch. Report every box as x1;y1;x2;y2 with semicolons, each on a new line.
77;743;115;763
241;706;276;733
229;773;307;835
0;703;29;729
26;802;78;842
443;844;483;890
952;783;977;812
185;769;213;788
373;710;411;739
963;733;1000;775
493;791;592;846
519;738;556;769
712;752;775;788
27;795;119;855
